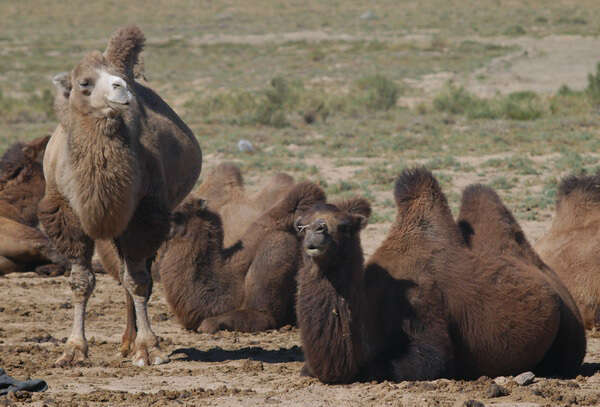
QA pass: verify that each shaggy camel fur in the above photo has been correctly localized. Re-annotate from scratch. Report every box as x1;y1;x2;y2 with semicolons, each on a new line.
296;168;585;384
535;174;600;330
155;182;325;333
39;25;202;367
194;162;294;246
0;136;67;275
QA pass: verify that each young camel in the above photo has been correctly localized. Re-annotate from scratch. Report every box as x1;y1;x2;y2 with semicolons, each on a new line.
295;168;585;384
155;181;325;333
0;136;67;275
535;174;600;330
39;25;202;366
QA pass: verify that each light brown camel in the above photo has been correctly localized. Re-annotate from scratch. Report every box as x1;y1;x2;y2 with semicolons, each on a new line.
39;25;202;366
193;162;294;246
295;168;585;384
535;173;600;330
0;136;67;276
155;181;325;333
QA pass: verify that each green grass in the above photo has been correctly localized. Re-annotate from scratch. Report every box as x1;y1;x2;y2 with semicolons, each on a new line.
4;0;600;237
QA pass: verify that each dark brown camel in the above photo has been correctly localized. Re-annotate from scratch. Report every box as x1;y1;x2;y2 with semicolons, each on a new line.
155;181;325;333
535;173;600;330
295;168;586;384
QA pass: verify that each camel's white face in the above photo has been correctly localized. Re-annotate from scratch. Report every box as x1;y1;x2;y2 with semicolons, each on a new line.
88;70;132;114
67;51;134;119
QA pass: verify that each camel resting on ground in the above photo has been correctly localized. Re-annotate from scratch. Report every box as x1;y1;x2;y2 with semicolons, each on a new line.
535;173;600;330
39;25;202;366
295;168;585;384
0;136;67;276
155;181;325;333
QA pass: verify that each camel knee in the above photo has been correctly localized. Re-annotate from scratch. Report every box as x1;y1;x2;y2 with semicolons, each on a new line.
122;263;151;298
69;264;95;301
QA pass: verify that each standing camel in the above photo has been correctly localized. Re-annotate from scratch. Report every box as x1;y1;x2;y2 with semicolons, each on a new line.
40;25;202;366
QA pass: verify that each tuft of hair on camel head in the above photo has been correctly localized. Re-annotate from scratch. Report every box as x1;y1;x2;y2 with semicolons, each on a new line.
557;173;600;204
103;25;146;81
393;166;443;207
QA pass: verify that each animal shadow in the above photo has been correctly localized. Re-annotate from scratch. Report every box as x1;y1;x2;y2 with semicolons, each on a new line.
170;345;304;364
579;362;600;377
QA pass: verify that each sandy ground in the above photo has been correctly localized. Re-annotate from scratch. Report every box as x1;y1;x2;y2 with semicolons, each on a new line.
1;268;599;407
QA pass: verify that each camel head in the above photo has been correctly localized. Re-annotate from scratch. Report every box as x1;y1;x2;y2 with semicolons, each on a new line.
54;25;145;121
295;198;370;260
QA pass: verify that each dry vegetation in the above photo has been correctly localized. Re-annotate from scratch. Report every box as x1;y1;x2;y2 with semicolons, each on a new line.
2;1;600;406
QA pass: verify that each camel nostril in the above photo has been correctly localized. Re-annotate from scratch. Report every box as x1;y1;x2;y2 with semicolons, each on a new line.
113;83;121;89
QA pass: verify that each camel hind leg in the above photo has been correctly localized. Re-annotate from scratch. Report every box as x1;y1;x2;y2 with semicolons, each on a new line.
94;239;137;357
117;195;170;366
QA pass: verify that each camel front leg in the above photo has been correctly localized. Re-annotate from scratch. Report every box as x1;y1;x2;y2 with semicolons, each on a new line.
56;261;95;366
122;257;168;366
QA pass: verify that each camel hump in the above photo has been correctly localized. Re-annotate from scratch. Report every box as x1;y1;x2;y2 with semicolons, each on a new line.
557;173;600;204
213;162;244;188
458;183;517;232
394;167;445;207
273;181;326;215
104;25;146;80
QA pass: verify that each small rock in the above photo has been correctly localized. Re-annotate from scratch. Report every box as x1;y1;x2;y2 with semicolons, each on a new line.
494;376;509;385
360;10;378;20
237;139;254;153
486;383;509;398
514;371;535;386
462;400;484;407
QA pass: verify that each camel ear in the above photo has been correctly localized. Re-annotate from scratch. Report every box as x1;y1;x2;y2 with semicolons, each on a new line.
334;197;372;220
339;214;368;234
52;72;71;98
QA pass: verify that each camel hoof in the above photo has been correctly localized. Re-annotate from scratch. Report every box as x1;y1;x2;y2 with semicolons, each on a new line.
198;318;220;334
120;341;133;357
132;343;169;366
55;343;88;367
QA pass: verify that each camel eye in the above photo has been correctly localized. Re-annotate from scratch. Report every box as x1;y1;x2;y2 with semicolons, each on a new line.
315;222;327;233
79;79;91;88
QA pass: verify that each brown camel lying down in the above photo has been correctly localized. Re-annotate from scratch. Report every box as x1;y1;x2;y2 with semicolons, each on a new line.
535;173;600;330
0;136;67;276
155;181;325;333
193;162;294;246
295;168;585;384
